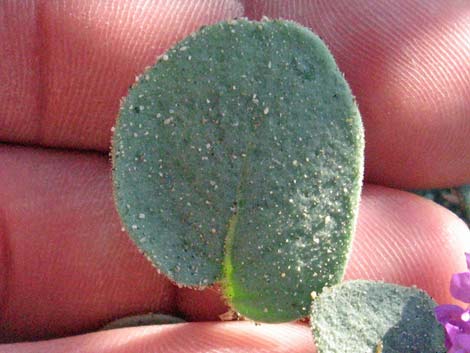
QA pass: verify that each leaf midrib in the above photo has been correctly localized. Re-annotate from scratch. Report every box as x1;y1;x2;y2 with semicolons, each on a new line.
222;142;253;298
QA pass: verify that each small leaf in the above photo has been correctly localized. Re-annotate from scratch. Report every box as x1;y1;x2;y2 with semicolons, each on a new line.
112;19;364;322
310;280;446;353
458;185;470;225
101;313;185;330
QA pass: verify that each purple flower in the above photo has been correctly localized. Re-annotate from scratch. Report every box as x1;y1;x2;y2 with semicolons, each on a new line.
435;253;470;352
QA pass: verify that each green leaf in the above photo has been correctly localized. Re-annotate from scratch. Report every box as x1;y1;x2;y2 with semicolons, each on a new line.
458;185;470;225
310;280;446;353
101;313;185;330
112;19;364;322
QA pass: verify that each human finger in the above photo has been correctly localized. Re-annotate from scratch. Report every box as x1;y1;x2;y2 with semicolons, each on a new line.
0;145;176;342
0;322;315;353
0;0;243;150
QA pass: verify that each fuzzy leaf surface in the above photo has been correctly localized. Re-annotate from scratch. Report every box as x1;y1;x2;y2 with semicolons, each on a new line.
113;19;363;322
310;280;446;353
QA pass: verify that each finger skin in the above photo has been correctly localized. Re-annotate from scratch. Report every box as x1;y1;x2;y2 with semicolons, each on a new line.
0;322;315;353
345;184;470;305
1;145;468;342
0;0;243;151
244;0;470;188
175;284;230;322
0;145;176;342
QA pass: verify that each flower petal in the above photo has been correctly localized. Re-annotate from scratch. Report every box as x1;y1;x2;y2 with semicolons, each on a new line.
466;253;470;271
446;323;461;347
451;272;470;303
436;304;464;323
455;333;470;352
450;349;467;353
462;309;470;323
